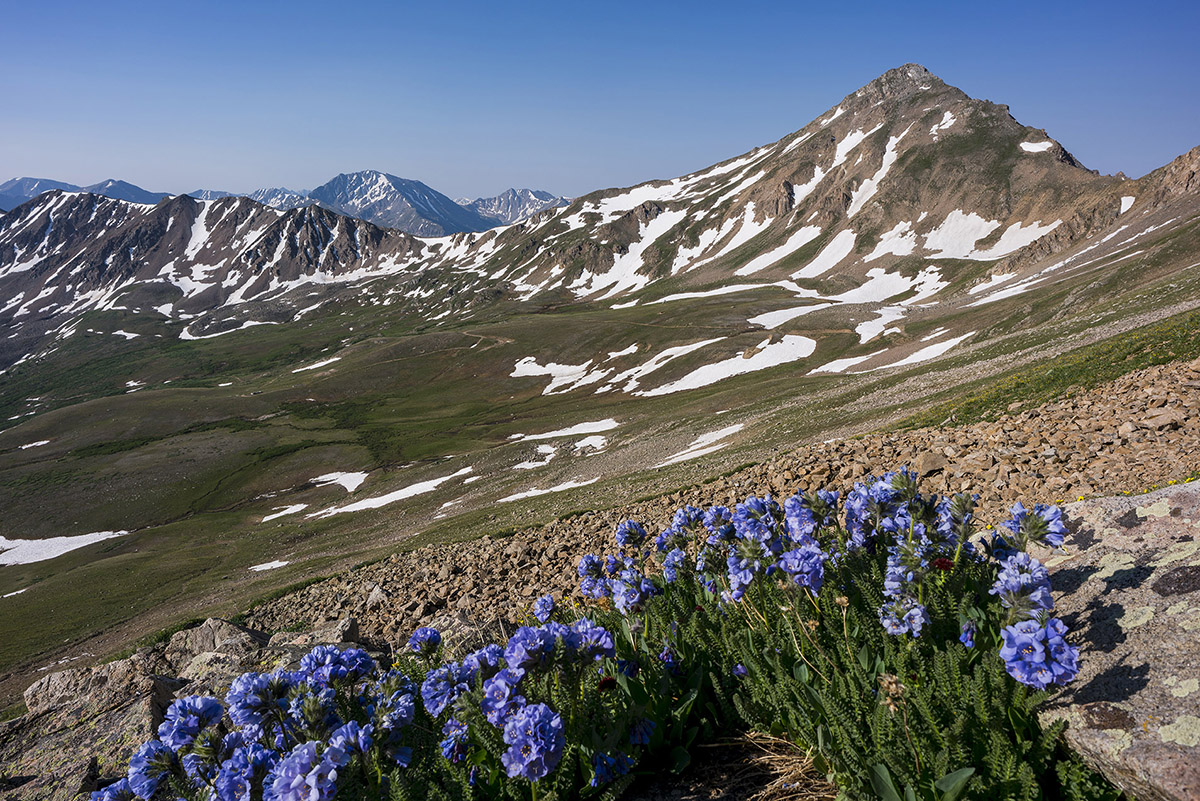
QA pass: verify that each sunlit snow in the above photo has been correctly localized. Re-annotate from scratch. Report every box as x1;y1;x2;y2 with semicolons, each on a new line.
292;356;342;373
0;530;128;566
249;560;290;572
261;505;308;523
514;445;557;470
508;419;619;441
654;424;745;467
639;335;816;396
1120;196;1135;214
312;472;368;492
309;467;473;518
498;478;600;503
734;226;822;276
792;230;856;279
1020;141;1054;153
18;440;50;450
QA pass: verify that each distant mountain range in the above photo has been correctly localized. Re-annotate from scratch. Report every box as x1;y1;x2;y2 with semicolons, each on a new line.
0;175;566;235
456;188;569;225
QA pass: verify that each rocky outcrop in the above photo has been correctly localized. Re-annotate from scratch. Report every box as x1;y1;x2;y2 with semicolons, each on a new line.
1041;484;1200;801
0;618;328;801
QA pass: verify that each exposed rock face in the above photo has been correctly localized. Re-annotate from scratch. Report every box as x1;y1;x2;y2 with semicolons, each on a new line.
0;617;368;800
1041;484;1200;801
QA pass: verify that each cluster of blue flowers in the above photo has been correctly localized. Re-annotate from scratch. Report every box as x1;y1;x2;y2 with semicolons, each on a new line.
577;468;1081;693
94;644;422;801
95;608;646;800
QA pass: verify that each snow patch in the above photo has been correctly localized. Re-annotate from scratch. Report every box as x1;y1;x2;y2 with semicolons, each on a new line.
508;419;619;441
312;472;368;492
734;226;822;276
1120;196;1135;214
573;435;608;453
18;440;50;450
262;505;308;523
514;445;557;470
654;424;745;467
292;356;342;373
864;221;918;262
0;531;128;566
792;230;857;279
639;335;817;396
1020;141;1054;153
249;560;290;572
498;478;600;503
308;468;473;518
510;357;611;395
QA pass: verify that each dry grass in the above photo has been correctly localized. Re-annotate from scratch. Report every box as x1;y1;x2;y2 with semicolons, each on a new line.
625;731;834;801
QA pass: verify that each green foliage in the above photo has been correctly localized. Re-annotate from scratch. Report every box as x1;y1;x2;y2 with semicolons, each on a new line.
898;309;1200;428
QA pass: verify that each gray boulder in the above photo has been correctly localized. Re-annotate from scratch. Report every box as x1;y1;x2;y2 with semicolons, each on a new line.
1042;482;1200;801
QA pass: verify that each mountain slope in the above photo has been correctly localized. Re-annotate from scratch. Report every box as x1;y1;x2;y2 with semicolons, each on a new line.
0;64;1197;694
459;188;569;224
308;171;500;235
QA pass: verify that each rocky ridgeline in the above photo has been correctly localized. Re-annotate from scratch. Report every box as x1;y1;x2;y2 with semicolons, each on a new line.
244;358;1200;642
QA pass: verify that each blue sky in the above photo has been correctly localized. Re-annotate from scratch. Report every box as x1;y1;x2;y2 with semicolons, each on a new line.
1;0;1196;199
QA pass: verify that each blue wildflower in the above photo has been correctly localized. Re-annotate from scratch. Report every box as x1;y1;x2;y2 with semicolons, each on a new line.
482;667;527;726
990;551;1054;617
629;717;656;746
505;626;556;669
1000;617;1079;689
571;618;616;660
577;554;609;598
532;594;555;623
127;740;175;800
590;751;633;786
501;702;565;781
1003;502;1068;551
462;643;504;680
615;519;647;548
879;596;929;637
298;645;376;685
326;721;373;767
440;718;470;763
662;547;687;583
960;621;977;649
407;626;442;657
779;538;826;593
703;506;736;545
215;744;277;801
421;662;474;717
733;663;748;678
157;695;224;751
266;742;338;801
90;778;135;801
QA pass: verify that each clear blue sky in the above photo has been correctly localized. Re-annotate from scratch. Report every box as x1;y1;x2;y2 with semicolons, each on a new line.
1;0;1196;199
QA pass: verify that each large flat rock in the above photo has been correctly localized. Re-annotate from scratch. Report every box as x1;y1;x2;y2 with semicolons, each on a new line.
1042;482;1200;801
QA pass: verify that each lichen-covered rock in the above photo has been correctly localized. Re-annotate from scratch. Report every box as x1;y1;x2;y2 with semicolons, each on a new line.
1042;483;1200;801
163;617;268;673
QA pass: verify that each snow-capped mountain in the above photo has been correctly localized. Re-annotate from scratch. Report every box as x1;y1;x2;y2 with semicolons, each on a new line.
81;179;169;205
0;178;80;211
1;64;1197;381
247;187;314;210
187;189;236;200
458;188;569;224
307;171;499;236
0;177;169;208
